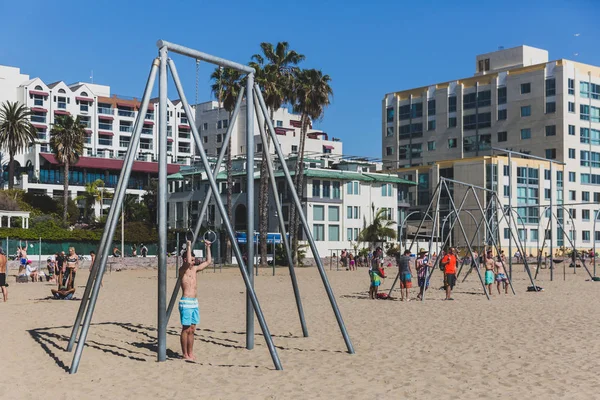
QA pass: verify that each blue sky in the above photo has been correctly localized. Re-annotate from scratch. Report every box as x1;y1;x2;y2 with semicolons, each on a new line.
1;0;599;158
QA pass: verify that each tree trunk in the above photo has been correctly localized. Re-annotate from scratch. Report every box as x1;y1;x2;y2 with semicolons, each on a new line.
291;114;309;264
63;161;70;224
7;151;15;190
225;111;233;264
258;109;273;269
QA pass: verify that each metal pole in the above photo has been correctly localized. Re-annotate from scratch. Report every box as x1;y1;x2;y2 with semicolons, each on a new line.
594;210;599;277
255;85;354;354
176;232;180;279
508;153;513;280
169;65;282;369
38;237;41;276
164;85;245;323
70;57;159;373
121;207;125;257
246;74;255;350
549;162;554;281
156;45;168;363
254;94;308;337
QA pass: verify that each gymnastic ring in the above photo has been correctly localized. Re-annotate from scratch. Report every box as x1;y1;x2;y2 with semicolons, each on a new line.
185;229;195;242
203;230;217;244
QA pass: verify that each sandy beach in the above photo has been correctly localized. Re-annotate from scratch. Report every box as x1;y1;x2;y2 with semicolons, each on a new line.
1;259;600;399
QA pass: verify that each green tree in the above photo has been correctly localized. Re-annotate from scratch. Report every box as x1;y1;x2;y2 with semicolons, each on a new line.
50;115;86;224
75;179;105;222
0;101;37;189
143;179;158;225
289;69;333;263
358;204;397;249
250;42;304;268
211;67;242;263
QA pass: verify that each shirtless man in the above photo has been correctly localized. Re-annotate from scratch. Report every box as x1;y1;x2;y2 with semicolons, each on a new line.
179;240;212;361
484;251;495;295
0;248;7;302
495;256;509;295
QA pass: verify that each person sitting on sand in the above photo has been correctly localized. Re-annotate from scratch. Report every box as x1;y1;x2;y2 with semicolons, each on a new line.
179;239;212;361
0;247;7;302
112;246;121;257
396;249;412;301
495;258;509;295
26;259;39;282
52;266;76;300
485;251;495;295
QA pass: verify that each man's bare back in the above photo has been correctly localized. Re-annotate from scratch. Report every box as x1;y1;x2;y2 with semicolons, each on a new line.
179;240;212;298
0;254;6;274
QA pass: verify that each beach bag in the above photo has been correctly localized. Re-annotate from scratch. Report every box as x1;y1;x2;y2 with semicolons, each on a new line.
376;292;389;299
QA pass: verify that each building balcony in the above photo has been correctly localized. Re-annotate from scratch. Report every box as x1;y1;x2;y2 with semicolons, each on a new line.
118;109;135;118
98;107;114;115
31;115;46;123
119;125;133;132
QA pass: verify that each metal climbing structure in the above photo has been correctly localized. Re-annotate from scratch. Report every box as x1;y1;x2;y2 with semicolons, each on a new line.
66;40;354;374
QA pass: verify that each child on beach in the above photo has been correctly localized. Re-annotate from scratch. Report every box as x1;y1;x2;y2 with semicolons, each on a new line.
349;253;355;271
416;248;430;300
179;240;212;361
484;251;495;295
369;247;385;299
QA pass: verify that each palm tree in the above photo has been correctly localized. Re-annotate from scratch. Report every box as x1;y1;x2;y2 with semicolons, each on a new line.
0;101;37;189
289;69;333;263
75;179;105;222
211;67;241;263
250;42;304;268
358;204;397;249
50;115;86;223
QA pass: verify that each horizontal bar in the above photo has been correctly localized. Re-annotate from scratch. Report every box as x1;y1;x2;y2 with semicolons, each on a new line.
157;40;255;74
492;147;566;165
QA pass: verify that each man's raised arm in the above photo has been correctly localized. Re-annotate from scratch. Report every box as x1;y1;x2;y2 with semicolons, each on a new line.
197;241;212;272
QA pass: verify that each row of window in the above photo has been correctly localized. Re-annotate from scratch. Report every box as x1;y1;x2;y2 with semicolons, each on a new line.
313;224;362;242
312;180;342;199
505;228;600;243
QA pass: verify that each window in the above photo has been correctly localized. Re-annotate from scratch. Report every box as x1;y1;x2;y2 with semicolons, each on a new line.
448;138;457;148
346;181;359;195
544;126;556;138
428;99;436;115
328;206;339;221
386;107;394;123
544;169;551;180
497;131;507;142
531;229;539;241
498;109;507;120
504;228;510;239
256;143;263;153
497;87;507;104
504;185;510;197
386;146;393;156
217;120;222;129
347;206;352;219
323;181;330;198
581;104;600;122
521;83;531;94
313;205;324;221
595;192;600;203
203;136;208;143
399;104;410;120
520;128;531;140
518;229;527;242
569;148;576;159
216;134;222;143
570;209;576;219
347;228;353;241
569;171;576;182
328;225;340;241
381;183;393;197
448;117;457;127
545;149;556;159
568;102;575;113
80;103;88;112
503;165;510;176
569;125;576;135
545;78;556;96
291;145;298;152
568;78;575;95
386;127;394;137
463;113;491;130
275;120;282;127
583;231;591;242
203;122;208;131
427;141;436;151
477;90;491;107
448;96;457;112
354;206;360;219
583;191;590;202
463;92;477;110
521;106;531;117
546;102;556;114
569;190;576;201
312;180;321;197
581;82;600;99
544;189;551;200
427;120;436;131
313;224;325;241
332;182;340;199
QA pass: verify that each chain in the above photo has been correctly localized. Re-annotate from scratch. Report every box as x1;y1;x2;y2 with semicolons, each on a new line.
195;59;200;105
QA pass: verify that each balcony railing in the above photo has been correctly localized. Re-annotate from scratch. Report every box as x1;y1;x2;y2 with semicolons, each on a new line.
98;123;113;130
141;128;153;135
98;138;113;146
118;109;135;118
37;133;47;140
181;117;188;124
119;141;130;148
31;115;46;123
145;113;154;120
57;102;67;109
119;125;133;132
178;146;191;153
33;173;145;190
98;107;114;115
140;143;153;150
79;120;91;128
179;132;190;139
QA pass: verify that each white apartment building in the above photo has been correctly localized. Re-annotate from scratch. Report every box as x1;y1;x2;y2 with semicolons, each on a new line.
383;45;600;252
195;100;343;158
167;157;414;256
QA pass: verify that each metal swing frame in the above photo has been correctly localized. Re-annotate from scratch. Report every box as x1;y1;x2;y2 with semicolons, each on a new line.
66;41;354;374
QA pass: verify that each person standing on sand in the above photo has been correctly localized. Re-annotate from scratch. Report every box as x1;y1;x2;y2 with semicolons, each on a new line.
441;247;458;300
0;247;8;302
179;240;212;361
495;258;509;295
416;248;430;300
485;251;495;296
396;250;412;301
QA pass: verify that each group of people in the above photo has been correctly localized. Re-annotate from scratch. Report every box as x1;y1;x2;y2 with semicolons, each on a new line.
112;244;148;258
367;246;512;301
